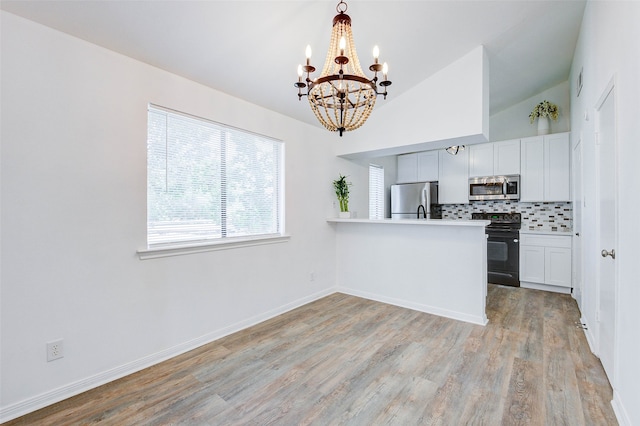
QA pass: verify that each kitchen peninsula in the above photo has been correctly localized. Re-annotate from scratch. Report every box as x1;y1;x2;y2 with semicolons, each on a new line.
328;218;490;325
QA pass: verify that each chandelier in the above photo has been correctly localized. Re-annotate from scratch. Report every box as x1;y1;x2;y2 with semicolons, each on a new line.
295;1;391;136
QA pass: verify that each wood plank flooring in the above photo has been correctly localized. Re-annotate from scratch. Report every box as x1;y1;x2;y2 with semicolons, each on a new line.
4;285;617;425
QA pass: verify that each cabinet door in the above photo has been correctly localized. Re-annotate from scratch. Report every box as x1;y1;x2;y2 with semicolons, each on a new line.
494;139;521;175
438;149;469;204
520;245;545;283
468;143;494;177
520;136;544;202
545;247;572;287
544;133;571;201
397;153;418;183
417;151;439;182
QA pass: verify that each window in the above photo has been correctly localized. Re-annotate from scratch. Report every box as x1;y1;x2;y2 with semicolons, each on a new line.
147;105;283;247
369;164;384;219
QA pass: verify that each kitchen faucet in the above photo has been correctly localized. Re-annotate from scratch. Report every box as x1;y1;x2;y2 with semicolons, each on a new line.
417;205;426;219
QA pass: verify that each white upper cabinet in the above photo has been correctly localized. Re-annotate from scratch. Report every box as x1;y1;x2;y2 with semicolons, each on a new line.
544;133;571;202
493;140;521;175
438;148;469;204
469;140;520;177
397;151;439;183
468;143;494;177
520;132;570;202
521;137;545;201
417;151;439;182
397;153;418;183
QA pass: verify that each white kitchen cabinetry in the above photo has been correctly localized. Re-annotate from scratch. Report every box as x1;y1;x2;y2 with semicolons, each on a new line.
520;233;572;293
494;140;521;175
520;132;570;202
397;151;439;183
438;148;469;204
397;153;418;183
469;140;520;177
417;151;439;182
469;143;494;177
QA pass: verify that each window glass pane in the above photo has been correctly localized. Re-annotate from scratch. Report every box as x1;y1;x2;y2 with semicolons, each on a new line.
147;106;282;246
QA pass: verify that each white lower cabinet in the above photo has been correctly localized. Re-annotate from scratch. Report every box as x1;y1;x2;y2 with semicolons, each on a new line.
520;233;572;293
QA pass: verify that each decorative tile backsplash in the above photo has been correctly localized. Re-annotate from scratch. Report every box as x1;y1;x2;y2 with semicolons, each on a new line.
441;201;573;232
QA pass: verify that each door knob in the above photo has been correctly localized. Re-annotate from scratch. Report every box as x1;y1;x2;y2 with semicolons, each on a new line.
601;249;615;259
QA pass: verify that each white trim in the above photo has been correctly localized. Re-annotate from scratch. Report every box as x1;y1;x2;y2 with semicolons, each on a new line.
593;76;620;388
612;390;631;426
137;235;290;260
520;281;571;294
580;316;598;356
337;287;488;326
0;287;333;423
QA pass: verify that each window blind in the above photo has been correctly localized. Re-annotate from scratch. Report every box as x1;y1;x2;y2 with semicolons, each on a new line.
369;164;384;219
147;106;283;246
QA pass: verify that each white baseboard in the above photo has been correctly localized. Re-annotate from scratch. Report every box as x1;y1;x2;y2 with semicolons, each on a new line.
520;281;571;294
580;316;598;356
337;287;488;326
0;287;335;423
612;390;631;426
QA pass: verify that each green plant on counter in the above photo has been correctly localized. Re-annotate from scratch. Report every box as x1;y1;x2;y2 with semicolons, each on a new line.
333;174;351;212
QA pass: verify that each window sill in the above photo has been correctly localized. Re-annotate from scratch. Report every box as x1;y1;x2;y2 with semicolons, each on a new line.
137;235;290;260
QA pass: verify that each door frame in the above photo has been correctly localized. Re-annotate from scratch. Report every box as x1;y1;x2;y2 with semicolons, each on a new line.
594;76;619;385
571;138;583;309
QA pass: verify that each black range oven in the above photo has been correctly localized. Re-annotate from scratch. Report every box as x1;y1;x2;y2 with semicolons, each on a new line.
472;212;521;287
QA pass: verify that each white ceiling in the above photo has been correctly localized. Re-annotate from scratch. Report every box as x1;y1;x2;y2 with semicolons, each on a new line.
1;0;586;129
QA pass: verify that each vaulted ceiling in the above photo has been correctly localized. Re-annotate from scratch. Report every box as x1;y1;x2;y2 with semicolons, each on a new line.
1;0;586;129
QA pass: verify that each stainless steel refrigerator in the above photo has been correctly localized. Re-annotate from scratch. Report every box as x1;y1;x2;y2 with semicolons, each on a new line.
391;182;439;219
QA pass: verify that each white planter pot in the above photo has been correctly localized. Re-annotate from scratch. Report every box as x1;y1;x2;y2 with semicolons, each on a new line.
537;116;550;135
339;211;351;219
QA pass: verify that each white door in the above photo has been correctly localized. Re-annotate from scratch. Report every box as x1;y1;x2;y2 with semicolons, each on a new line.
595;81;617;384
572;140;583;307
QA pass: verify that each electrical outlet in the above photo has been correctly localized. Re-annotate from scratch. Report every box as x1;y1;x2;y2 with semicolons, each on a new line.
47;339;64;362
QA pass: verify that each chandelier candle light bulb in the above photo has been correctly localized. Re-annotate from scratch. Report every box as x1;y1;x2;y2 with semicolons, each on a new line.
293;0;392;136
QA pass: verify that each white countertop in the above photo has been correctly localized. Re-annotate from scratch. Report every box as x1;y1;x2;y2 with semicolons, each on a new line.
520;229;573;236
327;218;491;227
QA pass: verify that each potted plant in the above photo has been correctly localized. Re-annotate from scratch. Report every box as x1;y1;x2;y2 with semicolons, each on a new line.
333;174;351;218
529;100;559;135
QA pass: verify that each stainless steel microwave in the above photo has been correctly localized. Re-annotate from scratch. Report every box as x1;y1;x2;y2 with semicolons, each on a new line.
469;175;520;201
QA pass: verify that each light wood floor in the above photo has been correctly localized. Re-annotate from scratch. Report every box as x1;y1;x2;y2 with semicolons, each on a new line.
5;285;617;425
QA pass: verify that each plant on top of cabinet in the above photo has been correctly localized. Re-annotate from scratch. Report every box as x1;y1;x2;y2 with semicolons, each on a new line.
529;100;559;135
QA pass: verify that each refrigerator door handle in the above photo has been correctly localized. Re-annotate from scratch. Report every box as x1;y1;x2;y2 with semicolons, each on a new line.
423;186;431;219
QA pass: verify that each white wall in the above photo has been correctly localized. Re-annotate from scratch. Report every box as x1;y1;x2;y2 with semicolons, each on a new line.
0;11;340;420
335;46;490;159
490;81;571;141
569;2;640;425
